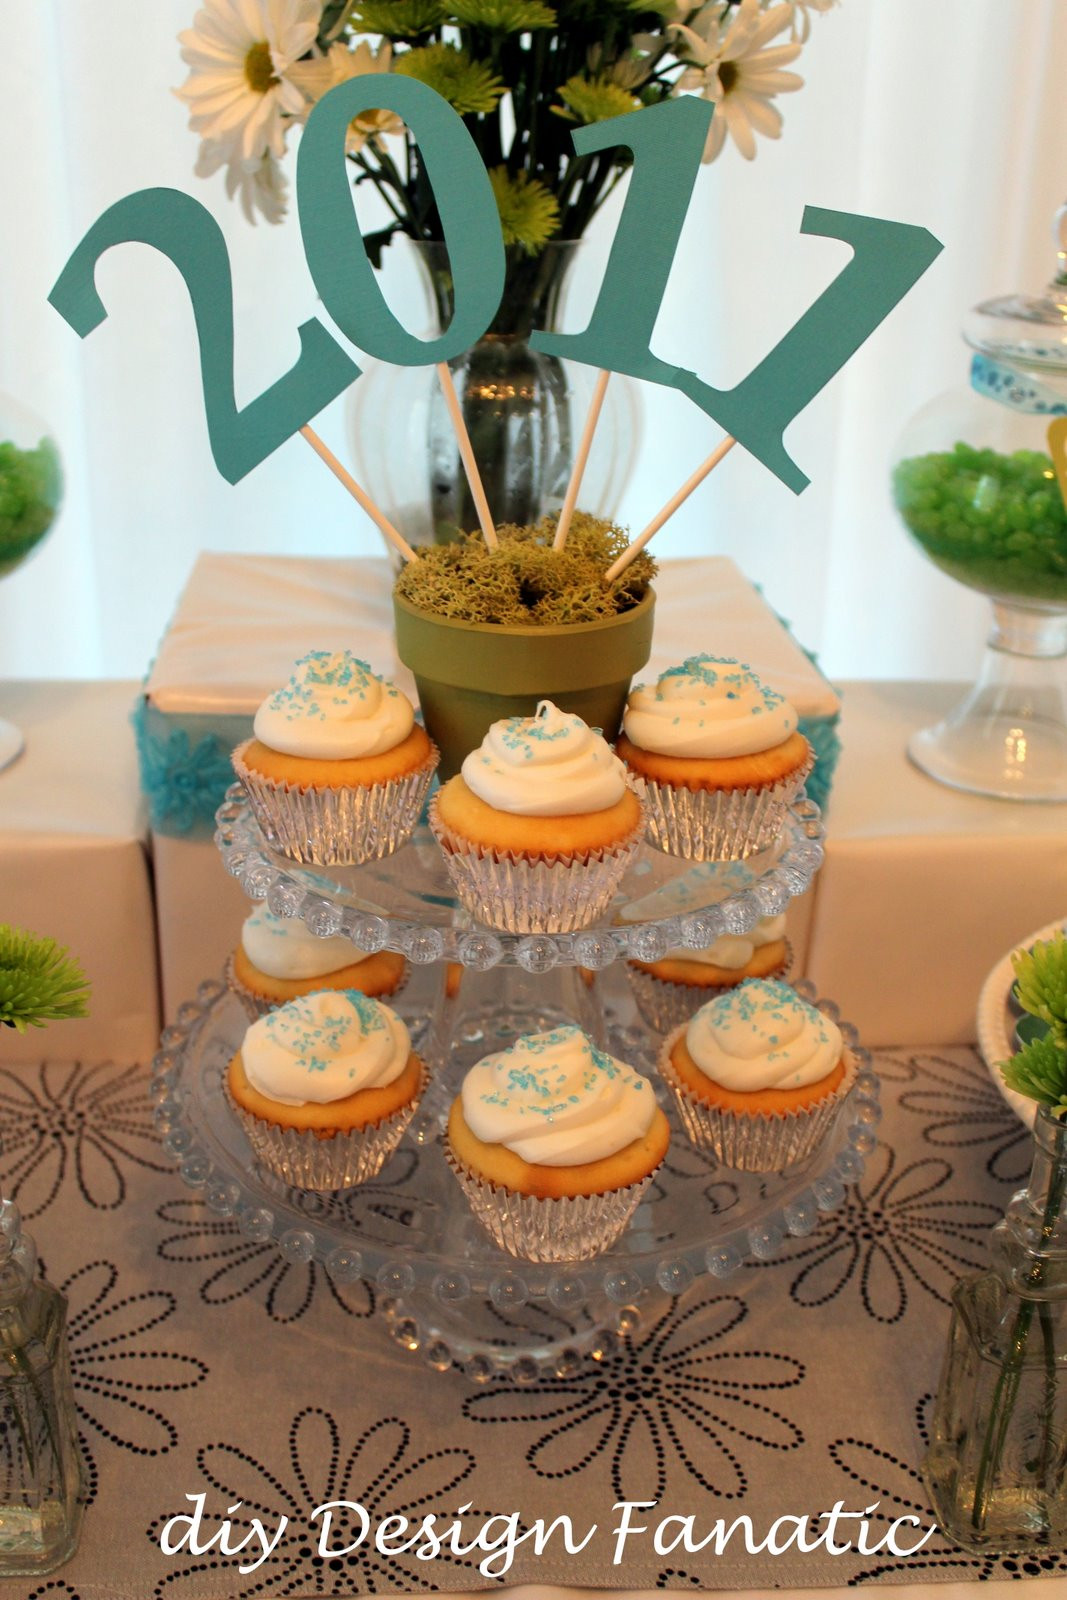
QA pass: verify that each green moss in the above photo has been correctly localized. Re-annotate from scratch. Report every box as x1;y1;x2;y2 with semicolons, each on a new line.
0;437;62;577
394;512;655;623
893;443;1067;602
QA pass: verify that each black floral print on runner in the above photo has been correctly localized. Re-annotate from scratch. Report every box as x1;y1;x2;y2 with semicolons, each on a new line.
464;1290;803;1503
0;1063;171;1218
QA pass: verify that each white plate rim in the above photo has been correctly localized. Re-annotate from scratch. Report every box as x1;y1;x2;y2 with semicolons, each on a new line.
975;916;1067;1129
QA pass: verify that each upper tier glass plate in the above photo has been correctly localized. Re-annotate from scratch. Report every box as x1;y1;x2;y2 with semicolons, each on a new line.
215;786;825;969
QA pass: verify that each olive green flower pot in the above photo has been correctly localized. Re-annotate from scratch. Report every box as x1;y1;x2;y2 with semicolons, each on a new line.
393;590;656;779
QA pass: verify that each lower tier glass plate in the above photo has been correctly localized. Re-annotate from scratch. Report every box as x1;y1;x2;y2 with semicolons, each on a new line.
151;978;880;1379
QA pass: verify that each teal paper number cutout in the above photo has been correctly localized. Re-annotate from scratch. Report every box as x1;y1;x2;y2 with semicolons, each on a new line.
48;88;942;493
535;101;943;492
533;98;711;385
47;187;361;484
298;75;506;363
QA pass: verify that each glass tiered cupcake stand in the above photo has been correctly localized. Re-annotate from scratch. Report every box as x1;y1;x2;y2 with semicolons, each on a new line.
150;786;880;1381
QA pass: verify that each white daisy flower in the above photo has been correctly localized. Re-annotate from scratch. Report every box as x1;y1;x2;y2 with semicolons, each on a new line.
673;0;804;163
175;0;321;164
195;138;290;224
782;0;838;45
288;40;403;154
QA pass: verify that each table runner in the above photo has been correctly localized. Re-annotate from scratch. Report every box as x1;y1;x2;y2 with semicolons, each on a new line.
1;1046;1063;1599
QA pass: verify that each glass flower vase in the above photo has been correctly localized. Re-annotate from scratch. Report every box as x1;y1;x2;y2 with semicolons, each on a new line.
924;1103;1067;1551
346;240;641;554
0;1203;82;1575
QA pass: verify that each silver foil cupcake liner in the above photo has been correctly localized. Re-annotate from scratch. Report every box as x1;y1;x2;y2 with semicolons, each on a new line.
626;941;793;1034
227;1063;426;1191
232;740;438;866
223;953;409;1020
428;796;644;934
630;744;814;861
444;1142;655;1262
657;1028;857;1172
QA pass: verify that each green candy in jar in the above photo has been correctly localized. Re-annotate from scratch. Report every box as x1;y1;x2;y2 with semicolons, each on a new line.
892;442;1067;603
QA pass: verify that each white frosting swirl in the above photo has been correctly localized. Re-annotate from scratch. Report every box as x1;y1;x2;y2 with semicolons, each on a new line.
666;913;786;970
623;655;797;758
685;979;841;1092
461;1024;655;1165
241;991;410;1105
240;905;367;980
253;651;414;760
461;701;627;816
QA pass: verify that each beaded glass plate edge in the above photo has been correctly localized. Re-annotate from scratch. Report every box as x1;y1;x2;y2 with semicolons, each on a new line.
214;787;825;972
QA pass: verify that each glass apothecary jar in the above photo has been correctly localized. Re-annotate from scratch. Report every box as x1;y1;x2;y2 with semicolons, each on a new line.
0;392;63;773
890;206;1067;800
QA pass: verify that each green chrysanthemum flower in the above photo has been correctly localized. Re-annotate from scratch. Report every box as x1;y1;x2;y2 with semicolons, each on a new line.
1000;934;1067;1117
553;74;640;124
395;44;504;114
489;167;560;252
1014;937;1067;1041
452;0;556;29
0;926;90;1034
1002;1033;1067;1121
346;0;446;37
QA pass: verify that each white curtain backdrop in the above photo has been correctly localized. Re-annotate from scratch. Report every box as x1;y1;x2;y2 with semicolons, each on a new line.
1;0;1065;682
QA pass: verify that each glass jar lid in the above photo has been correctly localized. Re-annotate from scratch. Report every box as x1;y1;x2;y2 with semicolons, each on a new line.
964;202;1067;375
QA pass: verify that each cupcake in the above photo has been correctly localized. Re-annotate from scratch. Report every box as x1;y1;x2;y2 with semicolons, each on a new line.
627;913;790;1033
429;700;645;933
616;655;813;860
446;1023;669;1261
658;978;855;1171
226;902;407;1016
233;650;438;865
226;990;425;1190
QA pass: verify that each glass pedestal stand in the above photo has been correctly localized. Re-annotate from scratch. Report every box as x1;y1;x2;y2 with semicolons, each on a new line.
0;719;23;773
151;789;879;1381
909;602;1067;801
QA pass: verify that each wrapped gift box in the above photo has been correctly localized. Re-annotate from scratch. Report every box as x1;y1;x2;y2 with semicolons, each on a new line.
0;681;160;1064
141;553;839;1017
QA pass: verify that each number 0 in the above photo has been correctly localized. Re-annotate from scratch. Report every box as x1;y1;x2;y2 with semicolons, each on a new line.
298;76;506;365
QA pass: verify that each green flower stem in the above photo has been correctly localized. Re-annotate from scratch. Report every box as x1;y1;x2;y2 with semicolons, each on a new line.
523;30;547;171
353;152;409;226
1037;1300;1057;1485
1;1332;61;1487
368;146;422;231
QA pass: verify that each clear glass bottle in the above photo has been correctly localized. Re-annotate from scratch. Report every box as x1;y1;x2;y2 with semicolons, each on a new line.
925;1103;1067;1550
0;1202;82;1574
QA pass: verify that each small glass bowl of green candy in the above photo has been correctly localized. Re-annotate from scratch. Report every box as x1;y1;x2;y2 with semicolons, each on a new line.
892;442;1067;604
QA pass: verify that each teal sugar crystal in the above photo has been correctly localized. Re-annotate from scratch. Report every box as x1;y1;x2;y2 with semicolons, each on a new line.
893;442;1067;602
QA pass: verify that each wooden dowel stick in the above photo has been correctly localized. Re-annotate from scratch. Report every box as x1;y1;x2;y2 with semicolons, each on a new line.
554;369;611;551
299;425;418;564
603;435;737;584
435;361;498;549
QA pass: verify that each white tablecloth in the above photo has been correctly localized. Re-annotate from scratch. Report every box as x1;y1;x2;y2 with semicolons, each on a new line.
806;680;1067;1045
